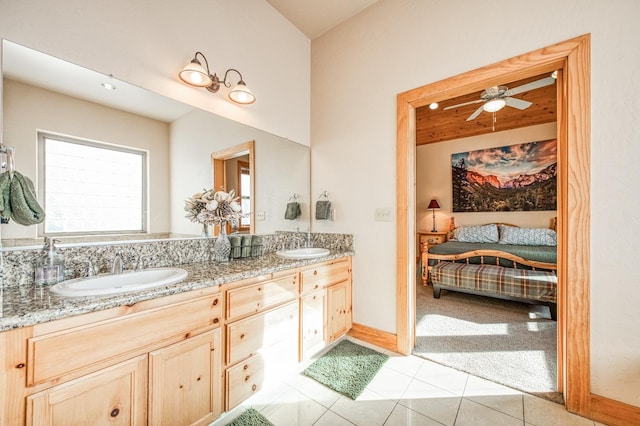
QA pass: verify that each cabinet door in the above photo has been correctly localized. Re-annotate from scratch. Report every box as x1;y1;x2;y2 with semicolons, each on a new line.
26;355;147;426
327;281;352;342
148;329;222;426
300;290;327;360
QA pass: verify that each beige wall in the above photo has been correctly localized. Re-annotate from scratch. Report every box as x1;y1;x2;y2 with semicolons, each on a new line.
0;0;310;146
417;123;557;231
2;79;170;239
311;0;640;407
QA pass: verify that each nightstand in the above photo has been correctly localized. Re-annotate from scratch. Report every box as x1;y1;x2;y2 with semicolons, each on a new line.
417;231;448;286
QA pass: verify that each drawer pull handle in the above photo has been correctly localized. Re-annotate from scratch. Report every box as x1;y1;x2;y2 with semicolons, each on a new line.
252;384;257;391
240;334;245;339
245;375;251;382
314;285;319;289
110;408;120;418
16;363;25;369
213;318;219;324
243;364;249;370
213;299;219;306
313;270;318;276
257;287;262;291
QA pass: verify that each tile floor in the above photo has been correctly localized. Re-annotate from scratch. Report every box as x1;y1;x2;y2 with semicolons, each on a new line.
211;337;606;426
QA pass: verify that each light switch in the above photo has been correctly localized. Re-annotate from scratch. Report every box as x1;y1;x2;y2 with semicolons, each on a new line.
256;211;266;221
374;208;393;222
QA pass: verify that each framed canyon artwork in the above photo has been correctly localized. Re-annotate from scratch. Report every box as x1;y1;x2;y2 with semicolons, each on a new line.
451;139;557;212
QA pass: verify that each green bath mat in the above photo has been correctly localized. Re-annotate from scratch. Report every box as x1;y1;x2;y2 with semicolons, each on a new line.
226;408;273;426
303;339;389;399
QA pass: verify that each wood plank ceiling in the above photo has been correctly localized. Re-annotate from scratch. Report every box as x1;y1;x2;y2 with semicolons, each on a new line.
416;72;557;146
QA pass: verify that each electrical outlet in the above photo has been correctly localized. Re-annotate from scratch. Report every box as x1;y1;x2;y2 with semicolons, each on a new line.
256;211;266;221
374;208;393;222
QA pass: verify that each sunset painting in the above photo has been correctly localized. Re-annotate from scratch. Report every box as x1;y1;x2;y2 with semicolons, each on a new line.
451;139;557;212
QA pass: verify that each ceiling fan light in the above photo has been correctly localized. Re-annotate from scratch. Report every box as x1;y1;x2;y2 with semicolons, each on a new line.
228;81;256;104
483;98;506;113
179;59;212;87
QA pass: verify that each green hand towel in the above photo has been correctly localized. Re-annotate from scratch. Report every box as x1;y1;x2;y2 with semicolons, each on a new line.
315;200;332;220
9;171;45;226
0;171;12;221
284;202;301;220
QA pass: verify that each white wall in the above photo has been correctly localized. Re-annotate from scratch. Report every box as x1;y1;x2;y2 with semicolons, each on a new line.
417;123;557;231
3;79;170;238
311;0;640;407
0;0;310;146
169;108;310;235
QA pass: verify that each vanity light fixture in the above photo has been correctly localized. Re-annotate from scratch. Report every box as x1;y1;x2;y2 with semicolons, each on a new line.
178;51;256;105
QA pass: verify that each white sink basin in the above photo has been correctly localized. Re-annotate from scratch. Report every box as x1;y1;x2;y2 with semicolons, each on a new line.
50;268;189;297
276;247;330;259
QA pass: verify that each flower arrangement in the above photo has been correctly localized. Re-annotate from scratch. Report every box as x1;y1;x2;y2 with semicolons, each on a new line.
184;188;243;227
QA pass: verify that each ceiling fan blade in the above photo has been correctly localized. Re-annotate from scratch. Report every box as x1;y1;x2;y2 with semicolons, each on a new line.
504;97;532;110
466;105;484;121
507;76;555;96
443;99;483;110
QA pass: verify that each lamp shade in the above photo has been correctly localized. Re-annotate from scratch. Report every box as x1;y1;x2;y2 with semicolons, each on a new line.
228;81;256;104
483;98;506;113
178;59;212;87
428;199;440;209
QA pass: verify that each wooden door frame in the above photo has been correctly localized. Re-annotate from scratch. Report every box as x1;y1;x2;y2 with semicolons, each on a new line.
211;140;255;234
396;35;590;415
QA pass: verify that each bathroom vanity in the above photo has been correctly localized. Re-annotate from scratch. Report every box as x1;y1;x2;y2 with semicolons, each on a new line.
0;253;353;425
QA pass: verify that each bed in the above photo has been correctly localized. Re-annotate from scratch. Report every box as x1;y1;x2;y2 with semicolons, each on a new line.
421;222;558;320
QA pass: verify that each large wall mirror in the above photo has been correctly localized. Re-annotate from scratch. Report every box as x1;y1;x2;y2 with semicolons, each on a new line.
0;40;310;247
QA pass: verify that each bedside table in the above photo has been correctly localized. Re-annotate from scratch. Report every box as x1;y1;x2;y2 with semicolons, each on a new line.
417;231;448;286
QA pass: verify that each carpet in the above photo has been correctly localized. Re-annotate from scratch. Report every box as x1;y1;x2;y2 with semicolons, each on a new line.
303;339;389;399
414;284;563;403
225;408;274;426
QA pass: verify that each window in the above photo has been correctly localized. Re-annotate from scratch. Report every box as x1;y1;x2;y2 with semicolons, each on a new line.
38;132;147;235
238;160;251;229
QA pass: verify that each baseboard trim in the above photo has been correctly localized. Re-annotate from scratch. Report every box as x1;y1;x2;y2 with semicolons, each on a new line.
348;323;397;353
590;393;640;426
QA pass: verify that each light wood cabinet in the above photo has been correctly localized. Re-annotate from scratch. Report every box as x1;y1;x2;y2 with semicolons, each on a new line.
149;329;222;426
418;231;448;286
327;281;352;342
27;355;148;426
300;290;327;360
3;287;223;425
299;257;353;360
2;256;353;424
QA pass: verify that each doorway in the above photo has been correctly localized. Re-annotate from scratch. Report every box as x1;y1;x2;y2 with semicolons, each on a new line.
211;140;255;234
396;35;590;415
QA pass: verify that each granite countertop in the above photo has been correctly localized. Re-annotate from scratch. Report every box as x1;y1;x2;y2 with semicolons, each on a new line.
0;251;353;331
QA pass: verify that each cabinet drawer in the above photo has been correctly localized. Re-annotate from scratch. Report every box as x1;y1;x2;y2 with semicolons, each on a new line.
226;301;298;365
301;260;350;294
226;353;265;410
421;235;445;245
27;293;222;386
226;274;298;321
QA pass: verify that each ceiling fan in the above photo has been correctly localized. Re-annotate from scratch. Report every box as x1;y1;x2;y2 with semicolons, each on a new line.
444;75;556;121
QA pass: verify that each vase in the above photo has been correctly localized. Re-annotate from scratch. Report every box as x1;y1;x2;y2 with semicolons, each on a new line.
213;224;231;262
201;223;210;237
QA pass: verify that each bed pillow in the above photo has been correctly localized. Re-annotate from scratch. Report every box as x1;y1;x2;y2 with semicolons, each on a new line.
499;224;557;246
452;224;499;243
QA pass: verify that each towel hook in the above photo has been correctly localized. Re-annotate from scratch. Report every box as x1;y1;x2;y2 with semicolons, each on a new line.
289;193;301;202
6;147;15;179
318;191;330;200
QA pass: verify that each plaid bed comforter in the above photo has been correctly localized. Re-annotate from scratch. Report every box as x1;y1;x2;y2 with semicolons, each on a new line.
431;262;557;303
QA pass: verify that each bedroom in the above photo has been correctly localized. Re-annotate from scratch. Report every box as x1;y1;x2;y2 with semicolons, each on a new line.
415;74;559;398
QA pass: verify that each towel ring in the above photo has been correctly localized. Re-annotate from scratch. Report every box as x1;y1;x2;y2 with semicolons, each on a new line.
289;193;301;202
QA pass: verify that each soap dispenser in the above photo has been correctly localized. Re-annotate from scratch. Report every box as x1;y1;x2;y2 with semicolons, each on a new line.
34;238;65;286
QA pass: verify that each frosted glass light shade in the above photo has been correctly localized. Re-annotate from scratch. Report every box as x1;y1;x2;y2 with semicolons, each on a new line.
228;82;256;104
483;98;506;113
178;61;212;87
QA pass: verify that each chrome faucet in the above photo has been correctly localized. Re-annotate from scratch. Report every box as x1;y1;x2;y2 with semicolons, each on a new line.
306;232;313;248
111;252;124;274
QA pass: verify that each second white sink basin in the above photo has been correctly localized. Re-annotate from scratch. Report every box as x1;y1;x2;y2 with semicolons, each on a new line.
50;267;188;297
276;247;330;259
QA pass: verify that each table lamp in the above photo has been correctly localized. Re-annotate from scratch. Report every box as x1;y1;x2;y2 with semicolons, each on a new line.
428;199;440;232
